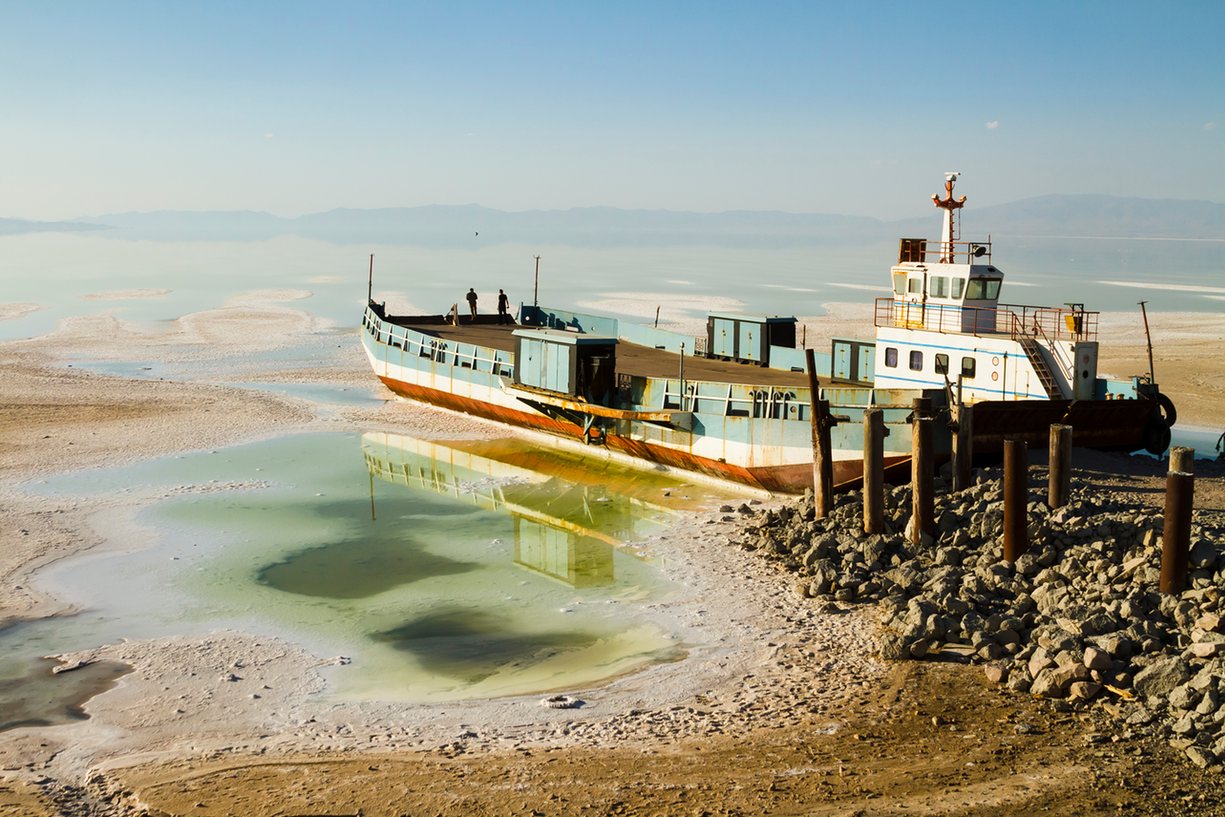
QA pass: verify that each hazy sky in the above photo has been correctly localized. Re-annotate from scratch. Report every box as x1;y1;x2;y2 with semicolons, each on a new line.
3;1;1222;221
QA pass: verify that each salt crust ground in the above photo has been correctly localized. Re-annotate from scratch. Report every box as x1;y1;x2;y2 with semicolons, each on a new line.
0;302;41;321
1;296;1223;815
0;296;879;785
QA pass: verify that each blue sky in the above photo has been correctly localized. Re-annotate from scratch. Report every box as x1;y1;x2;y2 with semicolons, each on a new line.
2;1;1221;220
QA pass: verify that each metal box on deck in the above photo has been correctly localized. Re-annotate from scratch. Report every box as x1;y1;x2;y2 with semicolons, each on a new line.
831;338;876;385
512;329;618;405
705;313;797;365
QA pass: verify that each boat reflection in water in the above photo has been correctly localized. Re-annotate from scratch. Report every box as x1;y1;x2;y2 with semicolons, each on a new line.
342;431;736;700
361;431;715;588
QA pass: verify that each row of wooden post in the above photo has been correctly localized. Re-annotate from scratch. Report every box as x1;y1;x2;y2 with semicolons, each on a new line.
804;351;1197;595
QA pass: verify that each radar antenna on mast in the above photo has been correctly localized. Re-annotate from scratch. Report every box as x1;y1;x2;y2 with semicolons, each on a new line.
932;171;966;263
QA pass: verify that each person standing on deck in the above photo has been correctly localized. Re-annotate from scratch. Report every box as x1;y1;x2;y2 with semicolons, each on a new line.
497;289;511;324
466;288;478;321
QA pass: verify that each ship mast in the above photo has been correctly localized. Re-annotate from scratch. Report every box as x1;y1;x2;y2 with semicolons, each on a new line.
932;171;966;263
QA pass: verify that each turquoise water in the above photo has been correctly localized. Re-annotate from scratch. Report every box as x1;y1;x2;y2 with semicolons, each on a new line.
12;432;735;707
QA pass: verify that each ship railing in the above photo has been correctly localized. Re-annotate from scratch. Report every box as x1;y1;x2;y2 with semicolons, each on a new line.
1004;310;1078;389
631;374;915;422
874;298;1099;344
365;312;515;377
897;237;992;265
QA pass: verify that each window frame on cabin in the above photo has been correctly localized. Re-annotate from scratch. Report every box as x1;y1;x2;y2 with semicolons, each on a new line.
965;278;1002;300
909;350;923;371
935;353;949;375
930;276;949;298
961;356;976;379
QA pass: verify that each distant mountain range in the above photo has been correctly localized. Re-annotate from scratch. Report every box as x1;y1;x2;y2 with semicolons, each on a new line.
3;195;1223;244
0;216;104;236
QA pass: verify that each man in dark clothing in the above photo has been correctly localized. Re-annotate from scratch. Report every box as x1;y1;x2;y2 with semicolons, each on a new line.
466;288;478;321
497;289;511;324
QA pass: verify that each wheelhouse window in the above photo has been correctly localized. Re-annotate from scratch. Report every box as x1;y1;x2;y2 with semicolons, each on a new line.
935;353;949;375
929;276;949;298
961;356;976;378
885;347;898;368
951;278;965;299
907;277;922;294
965;278;1002;300
909;350;923;371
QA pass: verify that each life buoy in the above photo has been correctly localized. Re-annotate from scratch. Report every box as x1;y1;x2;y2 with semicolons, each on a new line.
1155;392;1177;428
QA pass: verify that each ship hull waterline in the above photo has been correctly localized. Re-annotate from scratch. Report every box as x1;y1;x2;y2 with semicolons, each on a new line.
374;373;908;494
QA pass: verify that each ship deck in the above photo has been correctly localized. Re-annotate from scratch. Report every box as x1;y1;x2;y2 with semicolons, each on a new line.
394;317;810;387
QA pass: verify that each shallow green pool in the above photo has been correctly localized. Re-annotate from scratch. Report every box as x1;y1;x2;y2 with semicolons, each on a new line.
12;432;736;710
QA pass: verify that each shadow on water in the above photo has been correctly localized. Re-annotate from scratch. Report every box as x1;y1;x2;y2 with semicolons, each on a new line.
0;657;130;733
371;607;602;684
257;533;479;599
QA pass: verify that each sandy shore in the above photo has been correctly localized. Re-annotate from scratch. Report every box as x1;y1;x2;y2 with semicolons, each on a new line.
2;298;1224;815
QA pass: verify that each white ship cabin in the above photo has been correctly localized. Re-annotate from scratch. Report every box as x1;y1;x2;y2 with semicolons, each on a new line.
872;173;1101;403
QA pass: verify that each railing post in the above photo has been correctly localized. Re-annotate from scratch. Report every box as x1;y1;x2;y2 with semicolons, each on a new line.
1048;424;1072;509
1003;438;1028;562
1170;446;1195;475
952;403;973;492
910;398;933;545
863;408;885;535
806;349;833;519
1160;471;1194;594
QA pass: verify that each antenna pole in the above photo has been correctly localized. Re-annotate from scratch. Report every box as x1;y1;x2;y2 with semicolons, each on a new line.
367;253;374;304
533;255;540;308
1138;300;1156;383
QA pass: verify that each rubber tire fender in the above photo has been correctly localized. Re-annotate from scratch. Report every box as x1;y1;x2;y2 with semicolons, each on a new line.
1143;419;1172;456
1155;392;1177;428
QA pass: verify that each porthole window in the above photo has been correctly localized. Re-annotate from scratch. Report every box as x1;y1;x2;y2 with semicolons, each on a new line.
909;350;923;371
885;347;898;368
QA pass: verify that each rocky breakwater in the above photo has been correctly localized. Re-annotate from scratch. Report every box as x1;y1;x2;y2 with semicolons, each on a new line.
729;468;1225;769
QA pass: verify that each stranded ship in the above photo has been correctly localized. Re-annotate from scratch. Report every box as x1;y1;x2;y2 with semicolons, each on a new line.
360;174;1174;493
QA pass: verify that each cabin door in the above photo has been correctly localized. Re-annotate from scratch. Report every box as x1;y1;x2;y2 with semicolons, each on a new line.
904;272;926;329
891;271;908;327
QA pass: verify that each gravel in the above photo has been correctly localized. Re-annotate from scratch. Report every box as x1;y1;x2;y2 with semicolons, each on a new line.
729;462;1225;769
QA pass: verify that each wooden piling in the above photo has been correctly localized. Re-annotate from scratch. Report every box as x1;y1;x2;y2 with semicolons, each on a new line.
1170;446;1195;475
806;349;833;519
863;408;885;535
910;398;933;545
1160;470;1194;595
1048;424;1073;509
1003;438;1029;562
952;403;973;492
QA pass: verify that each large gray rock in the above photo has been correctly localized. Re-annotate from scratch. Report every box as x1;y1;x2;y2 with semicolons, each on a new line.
1186;745;1216;769
878;632;909;661
1028;646;1053;679
1169;684;1200;712
1083;646;1113;672
1030;668;1066;699
1133;656;1192;699
1189;539;1218;570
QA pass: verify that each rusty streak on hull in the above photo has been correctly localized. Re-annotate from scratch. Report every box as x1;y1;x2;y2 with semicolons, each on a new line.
377;374;890;493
